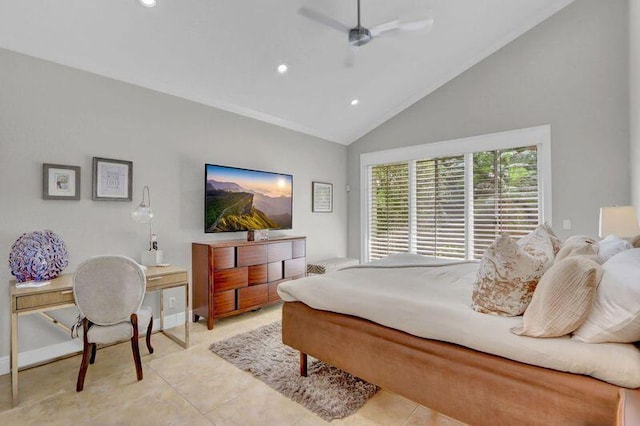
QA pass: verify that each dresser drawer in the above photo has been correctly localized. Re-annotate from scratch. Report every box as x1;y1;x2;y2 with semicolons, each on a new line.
268;279;290;302
238;284;268;309
213;247;235;270
292;239;306;258
214;290;236;315
284;257;306;278
267;242;292;262
238;245;267;267
267;261;283;282
15;290;75;311
248;264;267;285
214;267;248;291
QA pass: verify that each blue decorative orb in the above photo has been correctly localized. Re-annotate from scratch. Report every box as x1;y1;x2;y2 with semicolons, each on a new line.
8;230;69;282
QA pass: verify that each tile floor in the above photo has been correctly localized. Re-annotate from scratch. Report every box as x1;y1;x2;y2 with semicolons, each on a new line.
0;304;465;425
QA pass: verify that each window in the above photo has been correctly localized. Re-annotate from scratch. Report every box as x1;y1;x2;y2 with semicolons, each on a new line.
361;126;551;262
369;163;409;259
472;147;539;259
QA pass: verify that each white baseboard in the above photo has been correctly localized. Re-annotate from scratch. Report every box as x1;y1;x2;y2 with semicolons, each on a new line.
0;312;188;376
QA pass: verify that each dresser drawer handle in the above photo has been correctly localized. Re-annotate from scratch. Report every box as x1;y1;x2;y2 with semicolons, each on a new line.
60;290;73;295
147;277;163;281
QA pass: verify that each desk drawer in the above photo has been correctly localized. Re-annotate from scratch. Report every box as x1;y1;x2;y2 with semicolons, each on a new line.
15;290;75;311
146;272;187;288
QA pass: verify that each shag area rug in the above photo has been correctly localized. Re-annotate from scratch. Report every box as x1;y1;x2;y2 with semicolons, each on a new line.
209;321;378;421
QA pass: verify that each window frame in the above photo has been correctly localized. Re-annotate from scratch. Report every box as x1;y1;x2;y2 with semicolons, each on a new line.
360;125;552;262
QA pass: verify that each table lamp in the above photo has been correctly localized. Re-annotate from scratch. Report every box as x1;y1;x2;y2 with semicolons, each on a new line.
599;206;640;238
132;185;163;266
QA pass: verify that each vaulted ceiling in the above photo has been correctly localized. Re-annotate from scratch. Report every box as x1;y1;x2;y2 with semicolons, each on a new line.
0;0;573;144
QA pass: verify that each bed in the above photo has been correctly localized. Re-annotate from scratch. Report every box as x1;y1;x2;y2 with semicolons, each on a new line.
277;254;640;425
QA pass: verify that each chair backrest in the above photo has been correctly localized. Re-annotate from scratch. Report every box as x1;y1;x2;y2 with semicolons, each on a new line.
73;256;146;326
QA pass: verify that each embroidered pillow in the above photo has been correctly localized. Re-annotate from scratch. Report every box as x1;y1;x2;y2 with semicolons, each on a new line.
471;224;561;316
511;256;602;337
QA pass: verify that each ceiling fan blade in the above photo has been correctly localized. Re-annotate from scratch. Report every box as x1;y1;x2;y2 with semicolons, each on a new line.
298;6;350;33
370;19;400;37
397;16;434;32
345;45;358;68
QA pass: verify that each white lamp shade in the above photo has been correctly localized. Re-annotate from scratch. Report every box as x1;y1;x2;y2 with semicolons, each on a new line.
131;204;154;224
599;206;640;238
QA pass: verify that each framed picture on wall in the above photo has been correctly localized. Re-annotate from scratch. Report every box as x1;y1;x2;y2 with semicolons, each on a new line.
42;164;81;200
312;181;333;213
92;157;133;201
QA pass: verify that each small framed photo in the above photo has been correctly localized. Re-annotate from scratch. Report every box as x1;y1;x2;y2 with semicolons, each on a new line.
92;157;133;201
312;182;333;213
43;164;81;200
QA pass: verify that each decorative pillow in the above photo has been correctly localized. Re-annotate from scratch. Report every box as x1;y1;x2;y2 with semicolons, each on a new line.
511;256;602;337
573;248;640;343
598;235;633;262
627;234;640;248
555;235;598;263
471;224;561;316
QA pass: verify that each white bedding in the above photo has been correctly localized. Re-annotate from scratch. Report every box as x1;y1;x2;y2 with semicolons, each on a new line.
278;253;640;388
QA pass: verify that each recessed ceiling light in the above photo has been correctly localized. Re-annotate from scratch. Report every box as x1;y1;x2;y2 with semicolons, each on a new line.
139;0;156;7
350;99;359;106
277;64;288;74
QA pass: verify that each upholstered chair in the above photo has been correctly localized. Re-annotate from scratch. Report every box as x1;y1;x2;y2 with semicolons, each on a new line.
73;256;154;391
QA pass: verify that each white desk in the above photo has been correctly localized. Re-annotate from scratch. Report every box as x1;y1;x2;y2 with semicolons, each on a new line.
9;265;189;406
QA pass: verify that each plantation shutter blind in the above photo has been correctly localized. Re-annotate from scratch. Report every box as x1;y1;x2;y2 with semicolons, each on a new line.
472;146;539;259
366;145;540;262
368;163;409;260
415;156;466;259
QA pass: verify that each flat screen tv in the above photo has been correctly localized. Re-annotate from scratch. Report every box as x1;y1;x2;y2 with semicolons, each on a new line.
205;164;293;233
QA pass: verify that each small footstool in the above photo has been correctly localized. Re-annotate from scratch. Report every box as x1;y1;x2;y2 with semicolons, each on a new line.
307;258;360;276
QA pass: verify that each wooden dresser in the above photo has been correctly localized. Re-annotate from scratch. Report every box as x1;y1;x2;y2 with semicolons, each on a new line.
192;236;306;329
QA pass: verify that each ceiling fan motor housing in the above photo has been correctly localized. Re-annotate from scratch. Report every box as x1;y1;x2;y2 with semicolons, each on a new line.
349;26;372;46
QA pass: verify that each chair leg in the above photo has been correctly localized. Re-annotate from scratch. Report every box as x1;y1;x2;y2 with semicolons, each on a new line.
89;343;97;365
130;313;143;381
146;316;154;354
76;318;91;392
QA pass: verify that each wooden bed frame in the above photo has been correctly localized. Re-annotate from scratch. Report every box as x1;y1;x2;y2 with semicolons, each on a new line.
282;301;634;426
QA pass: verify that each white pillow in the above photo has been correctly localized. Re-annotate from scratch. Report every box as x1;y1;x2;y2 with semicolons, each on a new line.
598;235;632;262
572;248;640;343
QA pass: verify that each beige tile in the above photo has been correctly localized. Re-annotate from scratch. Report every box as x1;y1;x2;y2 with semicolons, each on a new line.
90;386;213;426
9;354;78;406
149;344;231;385
172;367;256;414
403;406;466;426
293;412;330;425
205;379;310;426
79;367;174;417
0;388;92;426
352;390;418;425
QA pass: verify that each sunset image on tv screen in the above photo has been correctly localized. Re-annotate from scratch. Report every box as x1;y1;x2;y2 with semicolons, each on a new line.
205;164;293;232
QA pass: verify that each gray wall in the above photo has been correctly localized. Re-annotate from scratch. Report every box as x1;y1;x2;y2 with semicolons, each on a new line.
632;0;640;209
347;0;630;259
0;48;347;358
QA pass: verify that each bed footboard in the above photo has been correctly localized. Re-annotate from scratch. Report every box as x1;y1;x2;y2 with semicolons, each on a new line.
282;301;624;426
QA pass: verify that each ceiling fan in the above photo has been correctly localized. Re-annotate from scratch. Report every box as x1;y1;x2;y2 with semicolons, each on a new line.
299;0;434;64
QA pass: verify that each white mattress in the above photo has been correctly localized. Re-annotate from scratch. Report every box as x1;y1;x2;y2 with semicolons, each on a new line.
278;253;640;388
